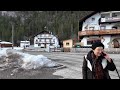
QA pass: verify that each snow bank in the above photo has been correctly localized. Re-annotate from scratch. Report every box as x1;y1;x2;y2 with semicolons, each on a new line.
0;48;8;56
0;48;57;70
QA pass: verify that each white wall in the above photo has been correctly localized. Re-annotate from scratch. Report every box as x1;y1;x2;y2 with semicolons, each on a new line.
81;37;91;46
81;36;111;48
80;11;120;48
20;41;30;48
34;37;38;47
34;34;59;48
118;39;120;43
82;12;118;31
102;36;111;48
52;36;59;47
82;13;101;31
100;23;115;29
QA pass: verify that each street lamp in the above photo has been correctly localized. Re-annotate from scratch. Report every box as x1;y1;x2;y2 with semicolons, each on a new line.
11;22;14;49
9;12;16;49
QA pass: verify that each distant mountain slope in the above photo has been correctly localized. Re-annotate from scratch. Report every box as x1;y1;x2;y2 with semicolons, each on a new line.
0;11;93;45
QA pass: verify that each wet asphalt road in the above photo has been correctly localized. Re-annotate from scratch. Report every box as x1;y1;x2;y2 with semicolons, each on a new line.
0;51;120;79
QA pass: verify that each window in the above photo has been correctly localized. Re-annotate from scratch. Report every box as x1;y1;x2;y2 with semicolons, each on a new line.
35;39;38;44
89;27;95;30
84;24;88;29
92;18;95;21
112;26;117;29
87;40;93;45
50;43;53;46
66;42;69;46
38;43;41;46
101;15;105;18
46;39;50;42
112;13;117;17
100;26;106;30
87;39;101;45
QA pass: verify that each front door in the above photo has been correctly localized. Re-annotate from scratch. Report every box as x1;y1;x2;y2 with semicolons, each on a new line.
113;39;119;48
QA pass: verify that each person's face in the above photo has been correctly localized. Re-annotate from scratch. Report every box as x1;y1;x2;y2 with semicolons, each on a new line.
93;47;104;57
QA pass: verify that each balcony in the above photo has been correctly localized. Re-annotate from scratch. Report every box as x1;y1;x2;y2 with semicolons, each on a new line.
100;17;120;23
78;29;120;36
38;36;52;39
37;41;55;44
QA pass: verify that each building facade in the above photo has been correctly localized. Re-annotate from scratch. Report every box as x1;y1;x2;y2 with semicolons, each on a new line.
0;41;12;47
63;39;74;48
34;31;59;48
20;41;30;48
78;11;120;48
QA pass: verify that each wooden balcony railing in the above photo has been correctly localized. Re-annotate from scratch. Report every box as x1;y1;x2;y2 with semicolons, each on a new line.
78;29;120;36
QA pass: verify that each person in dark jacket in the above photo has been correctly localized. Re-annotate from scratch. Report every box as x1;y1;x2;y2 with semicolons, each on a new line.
82;42;116;79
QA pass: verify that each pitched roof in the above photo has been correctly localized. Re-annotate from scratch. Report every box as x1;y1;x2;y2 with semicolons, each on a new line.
31;30;52;38
0;41;12;44
79;11;108;23
79;11;99;23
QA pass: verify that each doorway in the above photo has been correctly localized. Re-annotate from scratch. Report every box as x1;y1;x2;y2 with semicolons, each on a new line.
113;39;120;48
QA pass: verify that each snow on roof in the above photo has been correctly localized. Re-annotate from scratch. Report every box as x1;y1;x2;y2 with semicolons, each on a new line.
0;41;12;44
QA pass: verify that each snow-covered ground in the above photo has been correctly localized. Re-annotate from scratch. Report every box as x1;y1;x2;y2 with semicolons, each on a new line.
0;47;24;51
0;48;58;70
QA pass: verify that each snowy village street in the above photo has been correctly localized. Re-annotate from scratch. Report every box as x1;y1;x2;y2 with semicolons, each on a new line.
1;11;120;80
0;48;120;79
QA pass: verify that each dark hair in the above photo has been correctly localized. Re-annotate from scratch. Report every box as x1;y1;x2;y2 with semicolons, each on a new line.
92;41;104;50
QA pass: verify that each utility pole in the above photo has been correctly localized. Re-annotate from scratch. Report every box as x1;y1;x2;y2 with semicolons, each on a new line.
11;22;14;49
